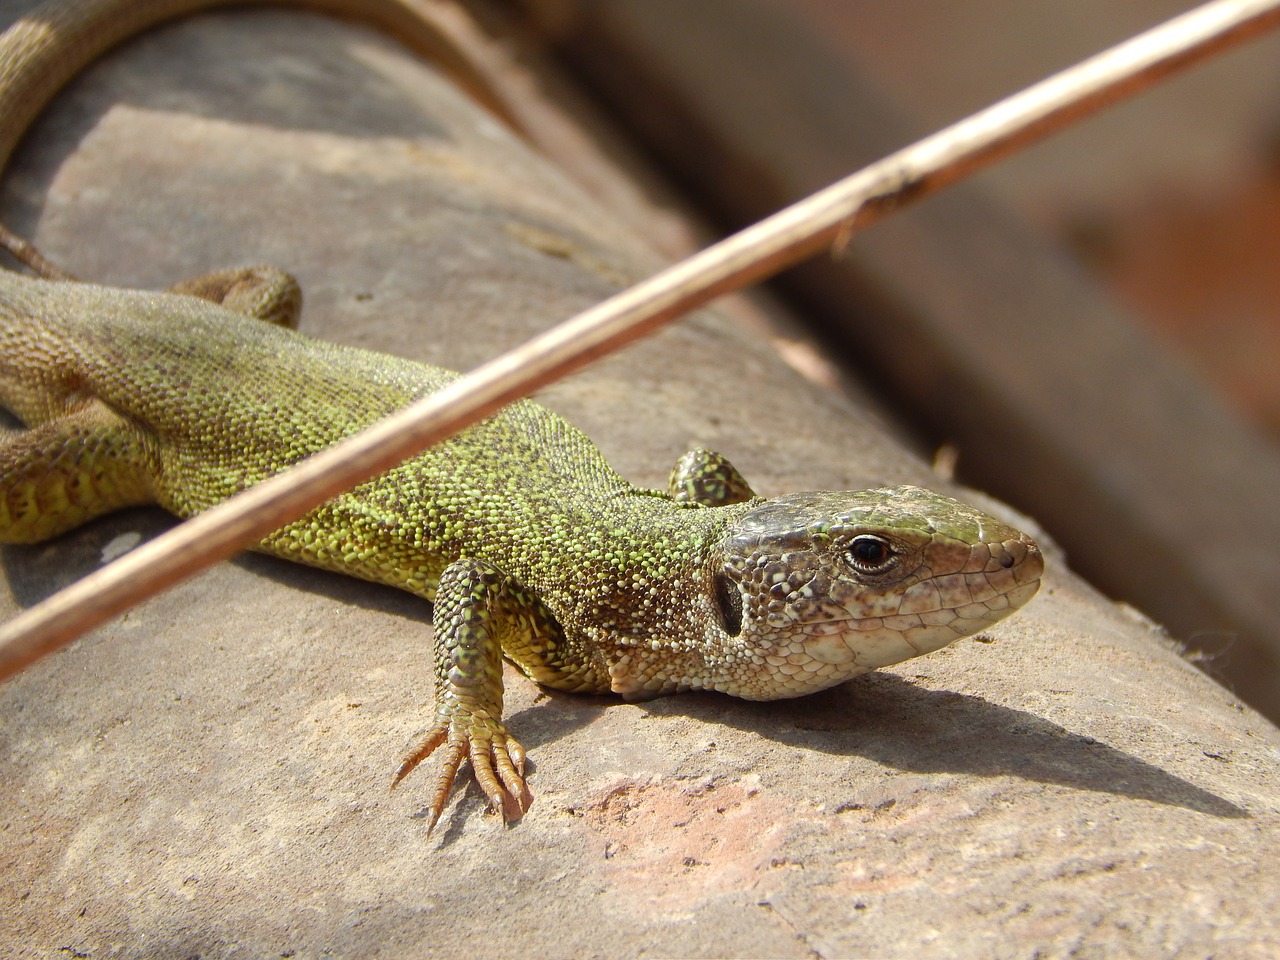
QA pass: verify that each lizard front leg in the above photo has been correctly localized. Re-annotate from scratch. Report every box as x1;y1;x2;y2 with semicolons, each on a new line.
668;447;757;506
394;556;568;835
0;225;302;331
166;266;303;329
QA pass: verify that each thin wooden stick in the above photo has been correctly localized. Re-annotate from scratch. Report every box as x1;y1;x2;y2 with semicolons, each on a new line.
2;0;1278;682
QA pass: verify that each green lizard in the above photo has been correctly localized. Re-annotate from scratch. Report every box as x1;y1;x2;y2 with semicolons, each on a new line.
0;0;1043;834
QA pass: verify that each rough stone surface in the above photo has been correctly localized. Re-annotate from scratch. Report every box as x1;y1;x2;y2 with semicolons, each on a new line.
1;5;1279;958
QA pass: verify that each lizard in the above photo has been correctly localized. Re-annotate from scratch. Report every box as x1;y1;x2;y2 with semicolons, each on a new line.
0;0;1044;834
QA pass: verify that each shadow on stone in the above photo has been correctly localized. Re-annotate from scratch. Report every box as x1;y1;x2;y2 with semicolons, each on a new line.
0;509;175;606
643;672;1248;819
234;551;432;624
0;517;433;626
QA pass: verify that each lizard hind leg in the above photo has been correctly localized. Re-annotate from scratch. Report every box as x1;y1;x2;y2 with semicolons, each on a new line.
167;266;303;329
0;400;157;543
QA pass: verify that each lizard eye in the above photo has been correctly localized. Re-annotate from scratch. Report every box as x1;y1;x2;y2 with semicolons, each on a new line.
847;535;896;574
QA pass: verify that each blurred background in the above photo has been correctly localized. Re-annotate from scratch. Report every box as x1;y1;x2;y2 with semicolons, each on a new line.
796;0;1280;435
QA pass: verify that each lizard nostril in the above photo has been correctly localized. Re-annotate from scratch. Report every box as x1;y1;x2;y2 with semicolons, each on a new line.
1001;554;1014;569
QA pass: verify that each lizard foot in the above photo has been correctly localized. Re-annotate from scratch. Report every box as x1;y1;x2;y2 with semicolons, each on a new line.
392;710;530;837
396;556;560;836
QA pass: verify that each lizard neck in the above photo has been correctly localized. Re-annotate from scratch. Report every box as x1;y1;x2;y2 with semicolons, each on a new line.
527;490;757;699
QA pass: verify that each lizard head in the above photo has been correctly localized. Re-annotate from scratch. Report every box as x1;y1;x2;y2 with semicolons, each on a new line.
715;485;1043;698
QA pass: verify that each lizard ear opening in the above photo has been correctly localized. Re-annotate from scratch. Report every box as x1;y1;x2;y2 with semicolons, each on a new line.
714;572;743;637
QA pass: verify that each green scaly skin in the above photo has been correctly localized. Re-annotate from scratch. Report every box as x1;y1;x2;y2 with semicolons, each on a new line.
0;267;1044;833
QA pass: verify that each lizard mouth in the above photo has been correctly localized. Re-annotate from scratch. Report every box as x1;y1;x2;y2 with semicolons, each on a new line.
800;558;1043;667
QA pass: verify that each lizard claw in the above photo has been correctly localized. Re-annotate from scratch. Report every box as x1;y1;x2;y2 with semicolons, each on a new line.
393;714;530;836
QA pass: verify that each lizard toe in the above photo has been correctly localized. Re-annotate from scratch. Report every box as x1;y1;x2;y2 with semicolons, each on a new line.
394;714;530;835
